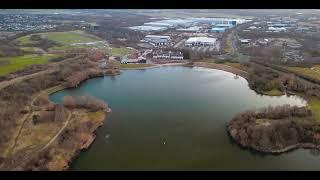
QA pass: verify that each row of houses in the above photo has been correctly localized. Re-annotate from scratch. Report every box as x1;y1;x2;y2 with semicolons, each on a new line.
153;50;184;60
239;38;270;46
121;56;147;64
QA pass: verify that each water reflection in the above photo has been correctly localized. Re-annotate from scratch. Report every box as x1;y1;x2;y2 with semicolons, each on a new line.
50;66;313;170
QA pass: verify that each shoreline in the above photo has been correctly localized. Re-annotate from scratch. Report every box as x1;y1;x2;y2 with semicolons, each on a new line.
120;62;190;70
192;62;249;80
63;107;111;171
44;70;116;171
228;129;320;154
0;67;116;171
46;63;312;164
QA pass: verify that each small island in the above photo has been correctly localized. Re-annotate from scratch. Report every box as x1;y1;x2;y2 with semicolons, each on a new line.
228;105;320;153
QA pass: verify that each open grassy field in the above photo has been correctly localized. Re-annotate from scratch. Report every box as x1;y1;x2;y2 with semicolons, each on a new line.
199;58;217;63
223;62;249;72
87;111;105;121
308;98;320;123
286;65;320;81
17;36;39;46
106;47;135;57
262;89;285;96
20;47;36;53
0;54;58;76
17;31;99;50
42;31;97;45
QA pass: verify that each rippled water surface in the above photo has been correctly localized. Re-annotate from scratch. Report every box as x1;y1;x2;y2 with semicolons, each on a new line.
50;66;320;171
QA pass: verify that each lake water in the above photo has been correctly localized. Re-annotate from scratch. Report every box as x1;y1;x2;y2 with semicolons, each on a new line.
50;66;320;171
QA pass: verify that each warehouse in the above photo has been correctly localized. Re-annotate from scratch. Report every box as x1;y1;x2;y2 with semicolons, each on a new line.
143;35;171;46
185;37;217;46
176;26;201;32
214;24;234;29
129;26;168;32
268;27;287;32
143;22;175;28
211;27;226;33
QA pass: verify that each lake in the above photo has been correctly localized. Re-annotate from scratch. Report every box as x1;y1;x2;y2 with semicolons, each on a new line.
50;66;320;171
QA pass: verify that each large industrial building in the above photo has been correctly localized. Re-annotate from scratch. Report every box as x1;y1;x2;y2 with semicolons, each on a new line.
185;37;217;46
176;26;202;32
143;22;175;28
129;26;168;32
214;24;234;28
143;35;171;46
211;27;226;33
268;27;287;32
129;17;250;33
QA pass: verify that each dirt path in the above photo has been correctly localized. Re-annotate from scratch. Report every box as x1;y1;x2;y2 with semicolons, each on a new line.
4;108;32;157
0;55;84;91
5;92;48;157
0;68;57;91
40;111;72;151
33;47;48;55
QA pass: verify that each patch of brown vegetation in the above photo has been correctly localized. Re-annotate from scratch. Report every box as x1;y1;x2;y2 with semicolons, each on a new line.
227;105;320;153
0;50;115;170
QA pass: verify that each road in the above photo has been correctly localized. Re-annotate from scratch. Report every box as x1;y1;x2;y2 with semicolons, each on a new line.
230;30;238;56
0;68;57;91
173;39;186;48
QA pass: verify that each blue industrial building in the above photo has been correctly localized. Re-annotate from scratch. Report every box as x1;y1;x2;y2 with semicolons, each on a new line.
211;27;226;33
215;24;234;28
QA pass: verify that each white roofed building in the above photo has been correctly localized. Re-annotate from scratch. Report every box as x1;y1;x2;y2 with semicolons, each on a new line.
185;37;217;46
129;26;168;32
143;35;171;47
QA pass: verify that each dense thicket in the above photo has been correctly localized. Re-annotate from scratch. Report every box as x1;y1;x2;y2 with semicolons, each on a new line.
63;95;108;111
228;105;319;152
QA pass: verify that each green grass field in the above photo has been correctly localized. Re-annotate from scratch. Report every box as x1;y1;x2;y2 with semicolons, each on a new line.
42;31;97;45
20;47;36;54
17;31;98;50
18;36;39;46
287;65;320;81
308;98;320;123
106;47;135;57
0;54;58;76
262;89;285;96
87;111;105;121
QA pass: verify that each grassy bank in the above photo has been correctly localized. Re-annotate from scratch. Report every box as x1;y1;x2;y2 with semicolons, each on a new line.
87;111;105;121
286;65;320;82
120;63;155;69
308;98;320;123
0;54;59;76
45;85;66;95
262;89;285;96
106;47;135;57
